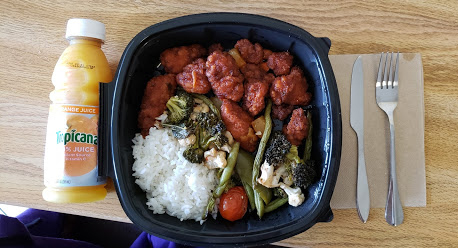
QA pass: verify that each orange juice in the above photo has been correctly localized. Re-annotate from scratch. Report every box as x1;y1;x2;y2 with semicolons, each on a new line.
43;19;112;203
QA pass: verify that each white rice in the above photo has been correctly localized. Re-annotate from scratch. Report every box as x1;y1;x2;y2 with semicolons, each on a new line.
132;127;218;223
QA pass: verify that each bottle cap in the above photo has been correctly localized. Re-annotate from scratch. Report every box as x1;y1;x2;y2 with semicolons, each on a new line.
66;18;106;41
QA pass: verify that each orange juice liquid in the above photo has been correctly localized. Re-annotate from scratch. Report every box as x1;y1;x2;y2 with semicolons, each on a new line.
43;37;112;203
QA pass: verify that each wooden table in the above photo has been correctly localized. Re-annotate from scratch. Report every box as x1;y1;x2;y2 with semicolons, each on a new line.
1;1;457;247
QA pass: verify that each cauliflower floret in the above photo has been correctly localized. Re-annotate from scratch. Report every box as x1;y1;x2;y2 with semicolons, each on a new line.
178;134;196;147
257;161;288;188
257;161;275;187
272;164;287;187
193;102;209;113
280;183;305;207
153;111;168;129
224;131;234;145
204;148;227;169
220;144;232;153
191;102;209;120
282;172;293;186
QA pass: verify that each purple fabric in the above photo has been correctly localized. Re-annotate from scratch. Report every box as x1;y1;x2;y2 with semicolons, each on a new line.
0;212;100;248
130;232;197;248
0;209;195;248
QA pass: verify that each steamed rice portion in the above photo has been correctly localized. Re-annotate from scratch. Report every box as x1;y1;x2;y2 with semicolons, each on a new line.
132;127;218;223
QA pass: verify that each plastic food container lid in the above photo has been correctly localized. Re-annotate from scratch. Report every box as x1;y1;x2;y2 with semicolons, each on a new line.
66;18;105;41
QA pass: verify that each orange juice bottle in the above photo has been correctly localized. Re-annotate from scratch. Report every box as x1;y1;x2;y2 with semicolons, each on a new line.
43;19;112;203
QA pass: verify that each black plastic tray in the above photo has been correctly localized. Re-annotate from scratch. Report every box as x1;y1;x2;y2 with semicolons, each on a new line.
99;12;342;247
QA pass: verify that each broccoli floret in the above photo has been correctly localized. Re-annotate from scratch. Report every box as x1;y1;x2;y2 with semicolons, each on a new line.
195;111;228;150
182;126;204;163
284;145;316;188
183;146;204;163
162;120;195;139
209;120;226;136
199;128;229;150
264;131;291;165
286;145;301;163
292;160;316;188
165;90;193;124
273;187;288;199
196;111;219;131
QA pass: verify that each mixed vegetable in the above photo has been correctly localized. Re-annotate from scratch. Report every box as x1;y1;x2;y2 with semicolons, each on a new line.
138;39;317;222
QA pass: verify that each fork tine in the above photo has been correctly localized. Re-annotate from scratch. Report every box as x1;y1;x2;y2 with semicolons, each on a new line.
376;52;384;88
382;52;389;88
388;52;394;88
393;52;400;87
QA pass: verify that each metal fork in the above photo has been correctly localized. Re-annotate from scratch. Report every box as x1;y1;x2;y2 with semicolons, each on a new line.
376;52;404;226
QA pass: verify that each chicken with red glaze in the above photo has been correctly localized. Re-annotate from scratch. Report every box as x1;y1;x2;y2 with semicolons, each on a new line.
160;44;207;74
221;99;259;152
208;43;224;54
270;66;312;106
240;63;275;84
206;51;245;102
267;52;293;76
242;79;270;116
263;49;273;60
176;58;211;94
138;74;177;136
235;39;264;64
282;108;309;146
272;104;294;121
240;63;275;116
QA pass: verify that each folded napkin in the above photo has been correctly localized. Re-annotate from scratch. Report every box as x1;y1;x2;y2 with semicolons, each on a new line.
329;53;426;209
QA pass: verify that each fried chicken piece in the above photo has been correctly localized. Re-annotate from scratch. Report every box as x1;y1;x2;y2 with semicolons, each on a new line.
138;74;177;136
206;51;244;102
208;43;224;54
282;108;309;146
270;66;312;106
240;63;275;84
263;49;273;60
160;44;207;74
235;39;264;64
240;63;275;116
242;79;270;116
176;58;211;94
221;99;259;152
272;104;294;121
267;52;294;76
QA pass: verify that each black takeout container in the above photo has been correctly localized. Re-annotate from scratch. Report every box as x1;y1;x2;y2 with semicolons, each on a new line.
99;12;342;247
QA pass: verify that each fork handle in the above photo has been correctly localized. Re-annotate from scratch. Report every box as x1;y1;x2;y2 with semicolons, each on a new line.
385;112;404;226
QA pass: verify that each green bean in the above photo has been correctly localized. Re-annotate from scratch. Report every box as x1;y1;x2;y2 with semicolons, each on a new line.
203;142;240;219
192;93;221;119
236;149;272;209
254;190;265;219
252;99;273;187
242;181;256;211
304;111;313;161
265;197;289;213
254;184;272;205
236;150;255;184
216;168;224;179
202;197;216;220
219;141;239;185
214;180;229;197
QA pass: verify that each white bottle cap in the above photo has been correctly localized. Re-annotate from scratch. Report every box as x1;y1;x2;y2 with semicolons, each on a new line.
66;18;106;41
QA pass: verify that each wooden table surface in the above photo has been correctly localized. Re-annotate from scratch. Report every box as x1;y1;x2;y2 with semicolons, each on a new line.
1;1;458;247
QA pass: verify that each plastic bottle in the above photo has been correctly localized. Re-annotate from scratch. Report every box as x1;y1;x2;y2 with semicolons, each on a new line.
43;19;112;203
